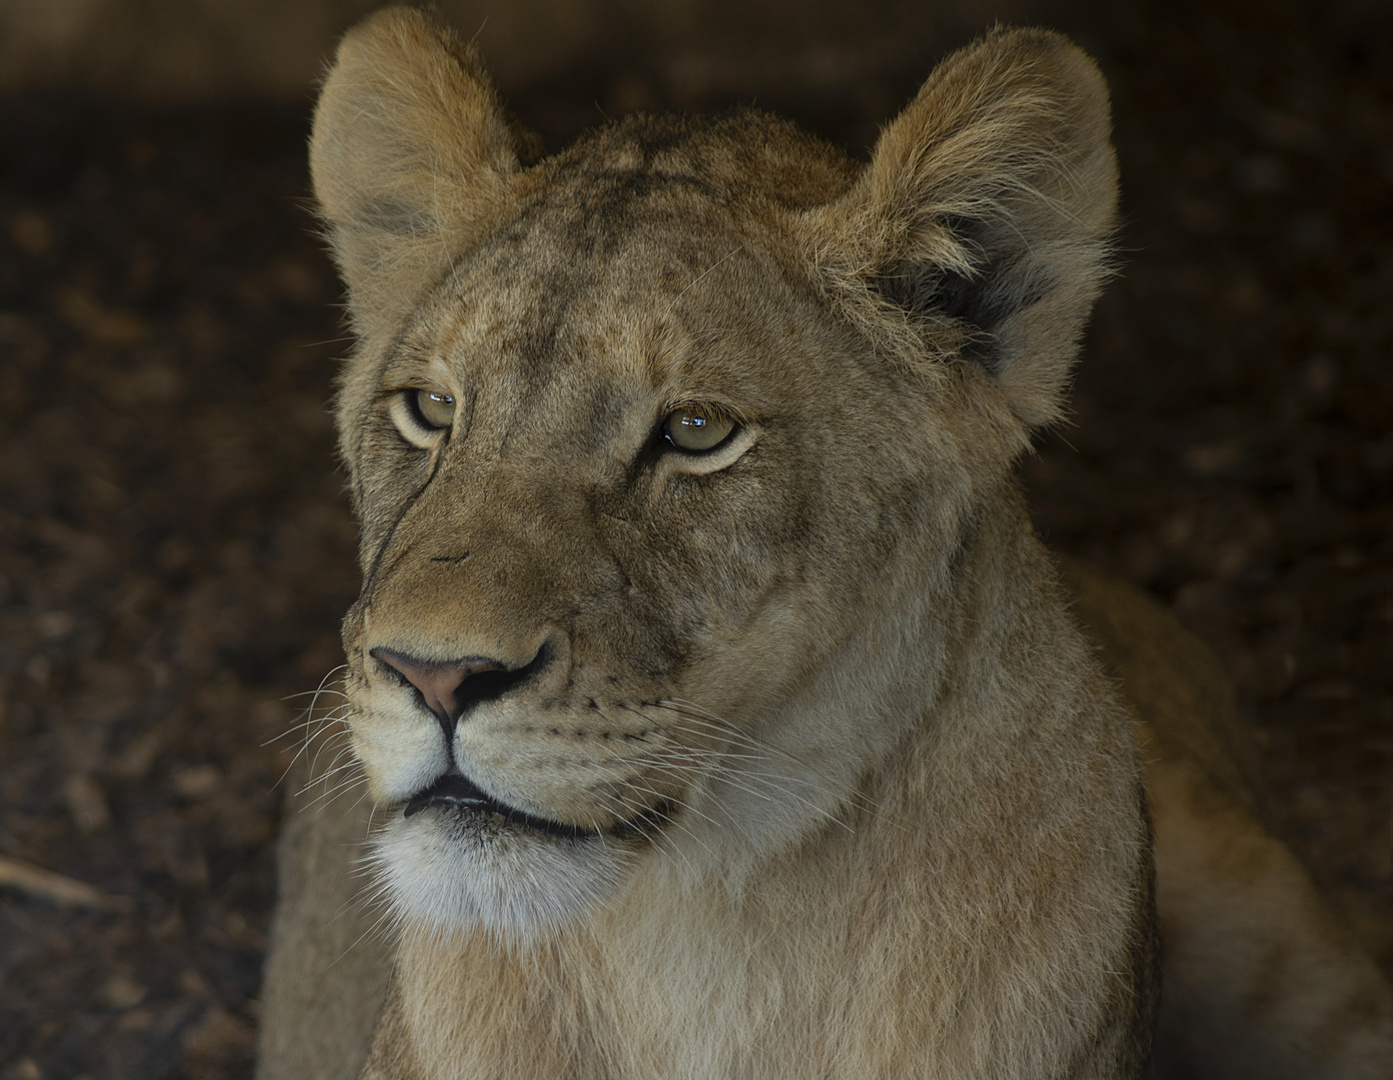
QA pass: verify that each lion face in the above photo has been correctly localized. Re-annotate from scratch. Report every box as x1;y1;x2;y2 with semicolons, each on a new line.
312;11;1115;936
337;144;977;933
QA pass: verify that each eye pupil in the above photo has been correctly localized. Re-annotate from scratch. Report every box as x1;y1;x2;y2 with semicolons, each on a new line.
413;389;456;430
664;408;735;452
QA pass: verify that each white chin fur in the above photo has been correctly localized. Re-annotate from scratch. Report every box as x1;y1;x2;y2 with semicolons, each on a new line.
371;810;629;938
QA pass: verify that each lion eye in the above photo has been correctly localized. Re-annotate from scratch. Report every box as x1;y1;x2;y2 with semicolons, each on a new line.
662;407;736;452
411;389;456;430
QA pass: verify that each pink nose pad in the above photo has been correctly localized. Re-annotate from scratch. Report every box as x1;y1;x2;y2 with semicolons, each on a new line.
369;648;504;723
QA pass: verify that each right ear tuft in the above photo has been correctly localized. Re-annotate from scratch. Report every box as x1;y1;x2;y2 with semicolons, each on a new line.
310;7;521;341
802;28;1118;431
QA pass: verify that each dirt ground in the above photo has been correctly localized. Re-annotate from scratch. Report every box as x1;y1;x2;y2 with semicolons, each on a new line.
1;0;1389;1076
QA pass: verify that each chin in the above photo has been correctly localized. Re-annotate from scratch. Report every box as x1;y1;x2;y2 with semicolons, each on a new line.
370;807;637;940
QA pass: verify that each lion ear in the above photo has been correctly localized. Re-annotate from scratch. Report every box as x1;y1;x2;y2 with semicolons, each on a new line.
808;28;1118;429
310;7;522;340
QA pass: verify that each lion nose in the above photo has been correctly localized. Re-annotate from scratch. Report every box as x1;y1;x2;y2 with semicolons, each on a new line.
368;648;508;725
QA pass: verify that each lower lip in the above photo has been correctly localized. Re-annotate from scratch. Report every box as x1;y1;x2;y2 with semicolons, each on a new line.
403;775;594;839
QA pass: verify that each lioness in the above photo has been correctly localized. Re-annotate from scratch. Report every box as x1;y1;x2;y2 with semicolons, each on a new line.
257;9;1393;1079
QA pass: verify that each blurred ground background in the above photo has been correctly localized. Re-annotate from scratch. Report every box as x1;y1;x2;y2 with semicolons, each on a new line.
0;0;1390;1076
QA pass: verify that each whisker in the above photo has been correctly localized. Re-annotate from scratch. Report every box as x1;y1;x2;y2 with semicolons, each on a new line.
312;773;370;810
295;756;361;801
614;708;873;837
642;699;884;822
268;667;355;791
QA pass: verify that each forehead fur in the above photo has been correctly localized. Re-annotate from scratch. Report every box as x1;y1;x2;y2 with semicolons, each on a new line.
542;110;859;213
439;109;860;323
385;115;864;409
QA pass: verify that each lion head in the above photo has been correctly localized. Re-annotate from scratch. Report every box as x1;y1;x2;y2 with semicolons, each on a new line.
310;8;1116;937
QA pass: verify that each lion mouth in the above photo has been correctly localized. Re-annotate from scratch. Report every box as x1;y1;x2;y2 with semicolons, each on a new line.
403;771;597;840
402;769;676;843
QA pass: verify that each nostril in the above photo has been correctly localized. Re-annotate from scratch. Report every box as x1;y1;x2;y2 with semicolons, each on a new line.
369;648;501;723
368;644;550;725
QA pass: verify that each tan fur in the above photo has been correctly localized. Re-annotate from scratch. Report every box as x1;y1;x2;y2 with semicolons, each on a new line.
256;9;1393;1080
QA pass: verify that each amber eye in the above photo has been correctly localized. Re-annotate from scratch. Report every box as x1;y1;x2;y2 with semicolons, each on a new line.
411;389;456;430
662;407;736;452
